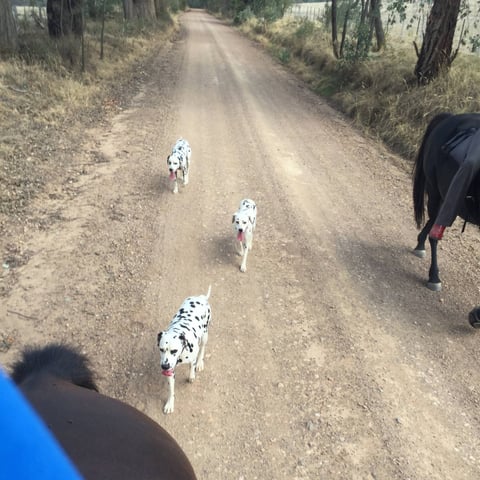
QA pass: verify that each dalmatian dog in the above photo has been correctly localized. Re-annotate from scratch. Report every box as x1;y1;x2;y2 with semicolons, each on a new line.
232;199;257;272
166;138;191;194
157;285;212;414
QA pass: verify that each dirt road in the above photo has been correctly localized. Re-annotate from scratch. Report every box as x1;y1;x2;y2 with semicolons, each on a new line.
2;9;480;480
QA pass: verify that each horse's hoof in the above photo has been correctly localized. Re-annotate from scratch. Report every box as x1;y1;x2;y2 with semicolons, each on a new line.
468;308;480;329
412;249;426;258
427;281;442;292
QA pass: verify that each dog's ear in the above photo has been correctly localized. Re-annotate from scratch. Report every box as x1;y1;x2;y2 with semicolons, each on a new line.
166;155;170;163
232;215;236;224
157;332;163;346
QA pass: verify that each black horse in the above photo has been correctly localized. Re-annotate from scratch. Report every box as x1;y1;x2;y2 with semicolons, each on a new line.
10;344;197;480
413;112;480;294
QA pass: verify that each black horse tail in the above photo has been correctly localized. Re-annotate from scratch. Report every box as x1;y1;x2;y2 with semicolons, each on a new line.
10;343;98;392
413;112;453;228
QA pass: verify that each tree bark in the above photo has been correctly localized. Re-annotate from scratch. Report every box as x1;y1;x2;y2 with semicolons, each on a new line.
123;0;156;19
135;0;156;19
370;0;385;51
331;0;339;59
414;0;461;84
47;0;84;37
154;0;171;21
123;0;134;20
0;0;18;53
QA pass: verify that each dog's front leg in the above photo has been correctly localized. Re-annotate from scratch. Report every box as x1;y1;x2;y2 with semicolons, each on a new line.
164;375;175;414
188;361;196;383
240;242;249;272
247;232;253;251
196;334;208;372
183;165;189;185
236;239;244;257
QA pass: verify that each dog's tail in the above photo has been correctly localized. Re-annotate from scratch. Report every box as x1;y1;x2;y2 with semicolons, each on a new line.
205;285;212;299
10;343;98;392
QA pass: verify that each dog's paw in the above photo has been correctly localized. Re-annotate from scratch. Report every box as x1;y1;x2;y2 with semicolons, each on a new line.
240;264;247;273
164;399;174;414
196;360;204;372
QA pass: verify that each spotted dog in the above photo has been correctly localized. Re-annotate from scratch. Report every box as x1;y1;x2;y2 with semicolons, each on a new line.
157;286;212;414
167;138;192;194
232;199;257;272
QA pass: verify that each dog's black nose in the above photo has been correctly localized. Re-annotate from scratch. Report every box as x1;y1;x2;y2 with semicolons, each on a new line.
161;364;170;370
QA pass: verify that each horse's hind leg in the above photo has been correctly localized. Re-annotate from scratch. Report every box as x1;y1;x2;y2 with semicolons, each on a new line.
468;307;480;328
420;190;442;290
427;236;442;291
413;218;435;258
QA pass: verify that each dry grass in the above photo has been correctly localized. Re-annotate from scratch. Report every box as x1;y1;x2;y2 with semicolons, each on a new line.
239;17;480;161
0;13;178;217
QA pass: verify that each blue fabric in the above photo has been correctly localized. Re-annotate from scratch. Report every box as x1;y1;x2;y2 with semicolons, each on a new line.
0;368;83;480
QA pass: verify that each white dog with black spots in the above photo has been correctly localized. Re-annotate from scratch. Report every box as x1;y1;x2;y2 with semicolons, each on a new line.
232;198;257;272
167;138;191;194
157;286;211;414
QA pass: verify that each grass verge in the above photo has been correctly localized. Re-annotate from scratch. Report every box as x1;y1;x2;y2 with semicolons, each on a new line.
238;16;480;161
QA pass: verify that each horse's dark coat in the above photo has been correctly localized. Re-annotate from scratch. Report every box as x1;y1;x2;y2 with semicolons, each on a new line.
412;112;480;290
11;344;197;480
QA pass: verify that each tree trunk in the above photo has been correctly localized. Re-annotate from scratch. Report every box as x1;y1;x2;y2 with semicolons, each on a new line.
154;0;171;21
331;0;339;59
47;0;83;37
355;0;369;58
123;0;134;20
0;0;18;53
414;0;461;84
124;0;156;20
340;0;358;58
370;0;385;51
86;0;99;19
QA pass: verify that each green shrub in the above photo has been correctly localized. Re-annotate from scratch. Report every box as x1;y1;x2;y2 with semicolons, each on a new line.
234;7;254;25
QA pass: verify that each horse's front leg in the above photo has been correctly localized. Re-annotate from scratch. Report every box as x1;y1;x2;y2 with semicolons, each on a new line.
413;218;435;258
427;236;442;291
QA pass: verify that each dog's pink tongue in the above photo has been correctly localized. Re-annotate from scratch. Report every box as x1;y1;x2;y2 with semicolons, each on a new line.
162;369;174;377
237;232;245;242
169;171;176;180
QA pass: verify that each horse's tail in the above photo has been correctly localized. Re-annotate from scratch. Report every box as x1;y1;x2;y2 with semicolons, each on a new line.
10;343;98;392
413;112;453;228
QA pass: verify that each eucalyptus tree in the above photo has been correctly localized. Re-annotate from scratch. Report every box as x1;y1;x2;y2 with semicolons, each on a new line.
123;0;156;20
329;0;385;60
47;0;84;36
0;0;18;52
414;0;462;84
